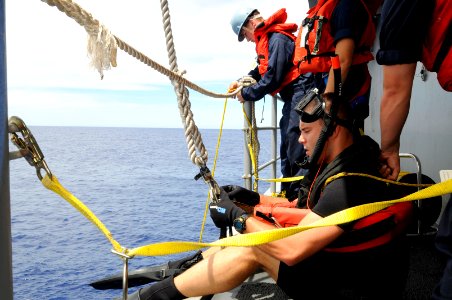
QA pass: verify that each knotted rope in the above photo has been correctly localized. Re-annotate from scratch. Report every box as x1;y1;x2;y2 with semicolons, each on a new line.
39;0;251;167
159;0;207;167
40;0;241;99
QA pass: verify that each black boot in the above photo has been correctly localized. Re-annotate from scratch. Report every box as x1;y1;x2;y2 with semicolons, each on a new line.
126;276;185;300
93;251;203;290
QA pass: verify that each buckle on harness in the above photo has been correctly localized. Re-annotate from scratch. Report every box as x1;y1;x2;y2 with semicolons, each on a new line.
8;116;53;181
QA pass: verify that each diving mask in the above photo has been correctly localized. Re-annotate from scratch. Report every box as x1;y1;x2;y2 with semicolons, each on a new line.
294;88;326;123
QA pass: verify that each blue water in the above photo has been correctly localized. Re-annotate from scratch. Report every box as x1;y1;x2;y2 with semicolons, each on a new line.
9;127;279;299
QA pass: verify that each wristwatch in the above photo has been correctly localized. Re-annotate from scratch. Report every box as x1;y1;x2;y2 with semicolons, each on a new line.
233;213;250;234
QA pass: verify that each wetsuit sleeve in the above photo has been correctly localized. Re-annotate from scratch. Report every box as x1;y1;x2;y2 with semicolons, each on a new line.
241;33;294;101
247;66;261;82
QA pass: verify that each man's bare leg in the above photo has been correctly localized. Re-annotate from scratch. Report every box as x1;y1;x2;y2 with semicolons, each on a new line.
175;246;280;297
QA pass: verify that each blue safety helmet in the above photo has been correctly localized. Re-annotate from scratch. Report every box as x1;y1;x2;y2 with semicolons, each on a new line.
230;8;258;42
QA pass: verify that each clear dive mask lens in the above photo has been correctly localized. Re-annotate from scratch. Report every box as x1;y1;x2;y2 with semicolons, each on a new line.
295;88;325;123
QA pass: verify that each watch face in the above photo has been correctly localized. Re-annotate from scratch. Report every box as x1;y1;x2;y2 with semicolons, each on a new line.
234;215;247;233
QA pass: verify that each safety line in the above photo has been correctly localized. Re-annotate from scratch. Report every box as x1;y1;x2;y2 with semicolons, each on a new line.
128;178;452;256
257;175;305;183
325;172;434;188
42;175;123;253
199;97;229;242
41;173;452;258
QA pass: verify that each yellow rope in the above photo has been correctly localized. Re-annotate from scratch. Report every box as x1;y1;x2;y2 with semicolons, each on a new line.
325;172;434;188
256;170;419;184
198;97;229;242
242;103;259;190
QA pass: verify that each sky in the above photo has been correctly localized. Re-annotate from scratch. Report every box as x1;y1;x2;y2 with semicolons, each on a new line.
5;0;309;129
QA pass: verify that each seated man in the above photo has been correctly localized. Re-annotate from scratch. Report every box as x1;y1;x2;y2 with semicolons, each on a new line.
126;91;411;299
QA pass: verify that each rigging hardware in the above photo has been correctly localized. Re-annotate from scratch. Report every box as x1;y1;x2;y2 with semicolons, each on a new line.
195;165;221;203
8;116;52;180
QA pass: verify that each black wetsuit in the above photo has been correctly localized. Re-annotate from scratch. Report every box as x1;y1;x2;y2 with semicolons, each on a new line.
277;136;409;299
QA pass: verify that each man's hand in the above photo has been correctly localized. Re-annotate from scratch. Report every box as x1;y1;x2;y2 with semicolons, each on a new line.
228;81;239;94
222;185;260;206
379;150;400;181
237;91;245;103
209;189;245;228
228;80;246;103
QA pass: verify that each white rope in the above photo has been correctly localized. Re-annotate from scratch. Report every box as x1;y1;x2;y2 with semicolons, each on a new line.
40;0;242;98
87;24;117;79
160;0;207;167
39;0;258;167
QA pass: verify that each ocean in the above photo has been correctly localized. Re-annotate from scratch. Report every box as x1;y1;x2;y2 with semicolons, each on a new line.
9;126;279;299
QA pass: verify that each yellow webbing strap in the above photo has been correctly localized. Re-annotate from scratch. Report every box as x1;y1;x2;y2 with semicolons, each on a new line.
257;175;305;183
41;173;452;258
42;175;123;253
127;178;452;257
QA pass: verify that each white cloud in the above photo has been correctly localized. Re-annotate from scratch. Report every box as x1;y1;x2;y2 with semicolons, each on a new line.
6;0;309;128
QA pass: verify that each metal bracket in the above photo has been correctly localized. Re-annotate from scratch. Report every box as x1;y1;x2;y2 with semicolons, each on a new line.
111;249;133;300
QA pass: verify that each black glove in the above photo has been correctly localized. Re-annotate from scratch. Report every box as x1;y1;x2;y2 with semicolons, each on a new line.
209;188;245;228
221;185;260;206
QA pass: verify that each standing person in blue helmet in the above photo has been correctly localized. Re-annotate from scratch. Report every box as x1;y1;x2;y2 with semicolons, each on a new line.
229;8;322;199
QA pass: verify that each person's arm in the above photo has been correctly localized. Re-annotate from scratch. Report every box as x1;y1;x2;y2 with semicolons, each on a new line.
230;66;261;103
379;63;416;180
246;212;343;266
325;0;365;93
241;33;293;101
324;37;355;93
245;179;353;266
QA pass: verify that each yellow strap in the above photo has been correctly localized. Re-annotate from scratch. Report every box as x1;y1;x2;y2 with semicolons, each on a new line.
127;178;452;256
257;175;305;183
258;171;419;185
325;172;434;188
41;173;452;258
42;175;123;253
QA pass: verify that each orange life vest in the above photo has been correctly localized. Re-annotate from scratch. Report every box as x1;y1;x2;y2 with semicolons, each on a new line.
254;8;302;96
294;0;375;74
422;0;452;91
